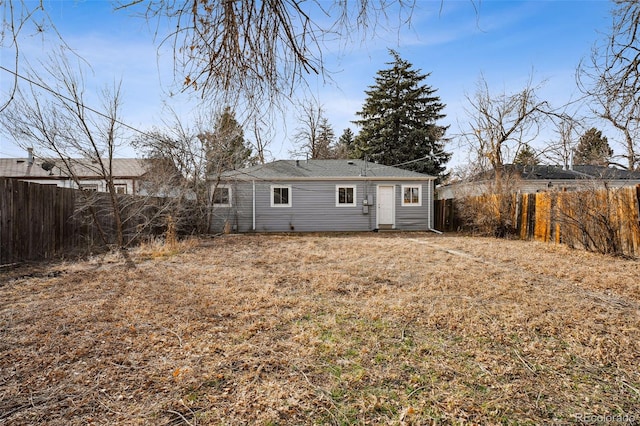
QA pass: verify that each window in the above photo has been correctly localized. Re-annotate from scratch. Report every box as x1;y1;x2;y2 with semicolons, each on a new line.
80;184;98;192
336;185;357;207
402;185;422;206
114;184;127;194
271;185;291;207
212;186;232;207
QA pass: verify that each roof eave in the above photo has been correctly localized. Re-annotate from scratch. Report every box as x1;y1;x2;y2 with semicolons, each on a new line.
215;176;435;182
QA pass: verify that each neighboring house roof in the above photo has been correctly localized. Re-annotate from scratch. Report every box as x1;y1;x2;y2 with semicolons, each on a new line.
518;164;640;180
0;157;148;179
216;159;435;181
437;164;640;199
465;164;640;182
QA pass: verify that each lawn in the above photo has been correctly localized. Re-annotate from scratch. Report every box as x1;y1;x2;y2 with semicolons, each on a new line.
1;233;639;425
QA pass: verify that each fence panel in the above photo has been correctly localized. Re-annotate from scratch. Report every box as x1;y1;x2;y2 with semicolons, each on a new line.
448;185;640;257
434;198;460;232
534;192;552;242
1;178;170;264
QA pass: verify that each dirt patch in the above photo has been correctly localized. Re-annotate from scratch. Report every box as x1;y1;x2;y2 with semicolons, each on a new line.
1;233;639;424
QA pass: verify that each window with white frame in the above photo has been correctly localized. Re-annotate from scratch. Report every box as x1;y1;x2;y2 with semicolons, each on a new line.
336;185;357;207
402;184;422;206
114;184;127;194
212;186;232;207
271;185;291;207
80;184;98;192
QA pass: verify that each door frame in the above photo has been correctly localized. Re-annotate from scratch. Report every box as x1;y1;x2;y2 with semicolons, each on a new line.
376;184;396;229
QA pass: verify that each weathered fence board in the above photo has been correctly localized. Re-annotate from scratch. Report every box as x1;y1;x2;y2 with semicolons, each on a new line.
438;185;640;257
434;198;459;232
1;178;170;264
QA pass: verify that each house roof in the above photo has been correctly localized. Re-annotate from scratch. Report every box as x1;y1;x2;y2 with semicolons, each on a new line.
217;159;435;181
514;164;640;181
465;164;640;182
0;157;149;179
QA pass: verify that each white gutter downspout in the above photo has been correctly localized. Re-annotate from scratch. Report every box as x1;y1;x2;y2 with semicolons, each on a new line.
252;180;256;231
427;178;443;234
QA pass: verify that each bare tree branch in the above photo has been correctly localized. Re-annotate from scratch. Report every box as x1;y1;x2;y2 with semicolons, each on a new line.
577;0;640;170
115;0;416;108
460;74;548;186
0;49;130;247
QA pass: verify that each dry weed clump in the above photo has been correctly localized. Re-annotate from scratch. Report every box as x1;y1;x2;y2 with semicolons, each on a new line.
134;235;200;260
1;233;639;425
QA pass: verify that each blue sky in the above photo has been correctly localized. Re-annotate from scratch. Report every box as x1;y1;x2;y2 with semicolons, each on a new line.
0;0;615;171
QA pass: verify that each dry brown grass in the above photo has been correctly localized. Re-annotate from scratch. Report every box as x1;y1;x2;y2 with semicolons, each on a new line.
1;233;639;425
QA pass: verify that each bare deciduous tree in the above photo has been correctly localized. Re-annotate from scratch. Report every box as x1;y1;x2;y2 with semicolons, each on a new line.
555;182;638;256
0;51;133;247
461;75;548;187
456;75;550;237
116;0;416;105
133;108;211;234
291;98;336;159
3;0;418;118
0;1;59;112
135;105;261;235
577;0;640;170
248;114;273;165
541;112;583;169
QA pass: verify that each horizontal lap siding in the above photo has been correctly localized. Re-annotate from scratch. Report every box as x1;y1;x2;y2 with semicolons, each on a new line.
394;182;433;231
210;179;434;233
256;181;373;232
210;182;254;233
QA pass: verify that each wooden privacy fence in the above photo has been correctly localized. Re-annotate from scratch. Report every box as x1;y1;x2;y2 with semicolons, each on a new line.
435;185;640;257
0;178;169;264
1;178;78;264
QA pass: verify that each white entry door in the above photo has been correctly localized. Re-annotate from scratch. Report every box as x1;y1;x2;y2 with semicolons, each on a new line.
377;185;395;228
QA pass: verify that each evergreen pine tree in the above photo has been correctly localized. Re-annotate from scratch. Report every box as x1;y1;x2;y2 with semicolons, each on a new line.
314;118;336;159
353;50;451;181
574;128;613;166
335;128;355;159
513;144;538;166
203;106;253;173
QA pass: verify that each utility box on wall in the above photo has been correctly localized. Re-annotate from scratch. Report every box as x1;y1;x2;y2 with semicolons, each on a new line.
362;205;369;214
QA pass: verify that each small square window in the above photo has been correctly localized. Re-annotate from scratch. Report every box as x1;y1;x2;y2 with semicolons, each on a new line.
402;185;422;206
271;185;291;207
336;185;357;206
213;186;231;206
114;184;127;194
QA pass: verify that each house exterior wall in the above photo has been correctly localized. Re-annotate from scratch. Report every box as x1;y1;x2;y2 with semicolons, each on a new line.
209;179;434;233
12;177;138;193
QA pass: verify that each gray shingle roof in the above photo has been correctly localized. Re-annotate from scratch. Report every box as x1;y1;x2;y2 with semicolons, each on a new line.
0;158;148;179
517;164;640;180
467;164;640;182
218;159;434;181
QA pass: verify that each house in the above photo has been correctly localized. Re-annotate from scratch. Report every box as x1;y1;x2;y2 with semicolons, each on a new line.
209;159;436;233
437;164;640;200
0;149;148;194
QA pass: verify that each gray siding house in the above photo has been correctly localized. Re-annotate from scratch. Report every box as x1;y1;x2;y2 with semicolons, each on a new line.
0;149;148;194
209;159;436;233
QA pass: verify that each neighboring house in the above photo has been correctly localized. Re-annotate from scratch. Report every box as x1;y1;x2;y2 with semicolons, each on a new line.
437;164;640;200
0;149;148;194
209;159;436;233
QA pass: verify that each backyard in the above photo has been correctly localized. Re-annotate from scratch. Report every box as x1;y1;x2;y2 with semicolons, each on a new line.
1;233;639;425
